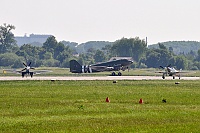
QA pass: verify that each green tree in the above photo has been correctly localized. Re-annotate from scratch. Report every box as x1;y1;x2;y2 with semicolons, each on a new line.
175;55;188;69
38;48;46;60
158;43;167;50
132;37;147;62
94;50;106;63
0;53;24;67
145;50;161;68
144;48;175;68
61;58;74;68
193;61;200;70
57;50;71;64
195;49;200;61
102;44;112;60
54;42;65;59
111;38;134;57
111;37;147;62
43;59;60;67
169;46;173;52
0;23;17;53
77;55;85;65
12;57;25;68
43;52;53;60
19;44;40;57
15;44;41;66
42;36;57;53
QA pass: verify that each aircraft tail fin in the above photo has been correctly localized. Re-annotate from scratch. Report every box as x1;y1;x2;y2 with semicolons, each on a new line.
70;60;82;73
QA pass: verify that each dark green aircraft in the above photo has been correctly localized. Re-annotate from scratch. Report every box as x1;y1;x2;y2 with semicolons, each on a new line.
70;59;133;76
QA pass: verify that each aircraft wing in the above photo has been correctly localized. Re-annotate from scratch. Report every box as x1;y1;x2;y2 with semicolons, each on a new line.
155;71;165;73
3;69;52;74
174;71;191;74
155;70;191;74
90;66;114;72
91;65;128;72
32;70;52;74
3;69;21;74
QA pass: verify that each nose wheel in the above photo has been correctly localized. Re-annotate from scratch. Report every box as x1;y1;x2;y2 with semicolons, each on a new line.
162;74;165;79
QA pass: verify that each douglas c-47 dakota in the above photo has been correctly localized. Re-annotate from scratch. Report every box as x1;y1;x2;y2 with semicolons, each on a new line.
70;58;133;76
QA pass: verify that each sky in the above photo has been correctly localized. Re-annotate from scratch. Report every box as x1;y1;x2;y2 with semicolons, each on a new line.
1;0;200;44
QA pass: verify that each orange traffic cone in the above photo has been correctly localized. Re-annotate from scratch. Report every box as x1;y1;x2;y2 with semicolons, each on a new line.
106;97;110;102
139;98;143;104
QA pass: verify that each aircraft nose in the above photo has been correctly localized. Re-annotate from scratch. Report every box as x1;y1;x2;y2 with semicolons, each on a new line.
130;60;133;64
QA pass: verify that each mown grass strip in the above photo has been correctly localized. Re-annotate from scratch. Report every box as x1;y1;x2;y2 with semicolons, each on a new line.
0;80;200;132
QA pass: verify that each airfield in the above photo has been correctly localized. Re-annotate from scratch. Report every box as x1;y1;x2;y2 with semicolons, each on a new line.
0;76;199;80
1;74;200;132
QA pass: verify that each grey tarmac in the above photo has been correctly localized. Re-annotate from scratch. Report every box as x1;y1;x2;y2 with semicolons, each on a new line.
0;76;199;81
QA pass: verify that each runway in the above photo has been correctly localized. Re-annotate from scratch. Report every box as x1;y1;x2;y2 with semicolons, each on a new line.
0;76;199;81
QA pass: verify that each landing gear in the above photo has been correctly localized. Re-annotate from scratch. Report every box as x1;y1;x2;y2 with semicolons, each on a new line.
22;73;25;78
173;75;181;79
111;72;122;76
162;73;181;80
118;72;122;76
162;74;165;79
111;72;116;76
30;72;33;78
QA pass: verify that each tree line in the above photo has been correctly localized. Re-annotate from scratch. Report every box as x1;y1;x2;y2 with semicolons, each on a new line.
1;23;200;70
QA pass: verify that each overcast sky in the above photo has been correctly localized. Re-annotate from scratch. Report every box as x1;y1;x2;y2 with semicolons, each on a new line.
1;0;200;44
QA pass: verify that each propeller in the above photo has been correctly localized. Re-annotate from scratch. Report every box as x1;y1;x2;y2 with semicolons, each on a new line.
160;66;164;69
160;64;171;69
21;62;35;71
167;64;171;67
21;68;26;71
23;63;27;67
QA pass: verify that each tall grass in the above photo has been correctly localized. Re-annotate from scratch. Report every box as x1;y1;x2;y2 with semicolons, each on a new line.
0;80;200;132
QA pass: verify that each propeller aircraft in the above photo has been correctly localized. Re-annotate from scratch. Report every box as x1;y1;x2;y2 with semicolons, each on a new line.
156;64;184;79
3;62;51;78
70;58;133;76
20;62;35;77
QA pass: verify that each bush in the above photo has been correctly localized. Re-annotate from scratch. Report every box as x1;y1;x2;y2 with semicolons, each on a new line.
139;63;147;68
43;59;60;67
191;66;199;70
0;53;24;67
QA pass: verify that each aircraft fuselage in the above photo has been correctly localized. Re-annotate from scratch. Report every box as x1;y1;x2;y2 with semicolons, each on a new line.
70;59;133;74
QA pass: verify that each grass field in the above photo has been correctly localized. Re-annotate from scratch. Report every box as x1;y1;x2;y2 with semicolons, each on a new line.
0;80;200;132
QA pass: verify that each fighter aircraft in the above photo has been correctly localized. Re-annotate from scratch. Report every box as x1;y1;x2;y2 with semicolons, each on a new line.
3;62;51;78
70;58;133;76
156;64;183;79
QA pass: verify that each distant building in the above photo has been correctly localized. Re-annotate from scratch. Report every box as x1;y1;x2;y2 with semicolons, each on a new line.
15;34;52;46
